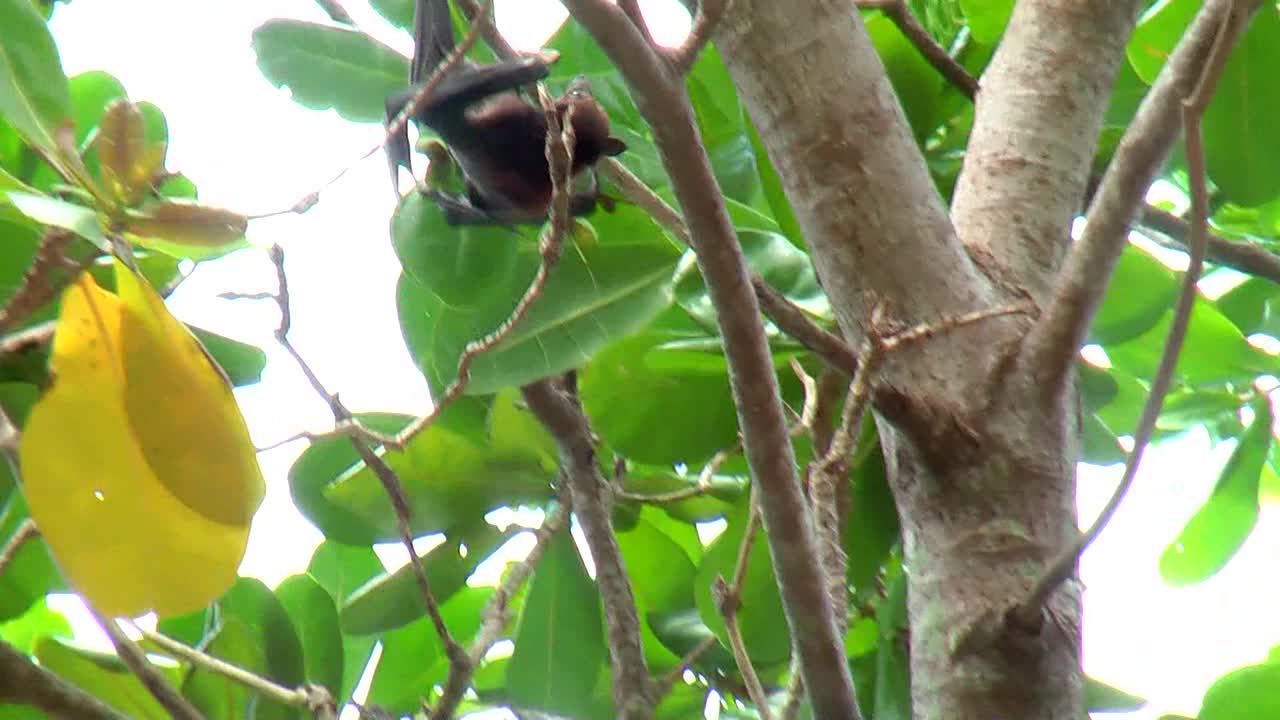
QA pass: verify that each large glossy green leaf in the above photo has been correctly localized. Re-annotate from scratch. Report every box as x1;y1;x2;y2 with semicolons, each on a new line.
397;204;680;395
1199;662;1280;720
1105;295;1277;386
35;636;177;720
685;46;758;204
213;576;308;717
959;0;1015;44
694;498;791;666
1160;395;1271;585
1216;277;1280;338
1202;8;1280;207
617;509;699;671
580;332;738;466
252;20;409;124
307;542;383;702
506;529;606;716
1090;244;1180;345
6;191;106;250
276;574;344;699
365;585;493;714
0;0;70;156
341;522;513;634
289;403;551;545
1127;0;1199;84
647;607;734;672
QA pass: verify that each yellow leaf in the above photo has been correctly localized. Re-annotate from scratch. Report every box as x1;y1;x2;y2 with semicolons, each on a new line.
19;267;264;617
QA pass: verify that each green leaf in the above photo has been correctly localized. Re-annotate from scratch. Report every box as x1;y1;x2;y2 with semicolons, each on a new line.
191;326;266;387
685;46;758;204
1086;676;1147;712
745;111;805;249
35;636;176;720
1202;7;1280;206
1105;294;1277;386
6;191;106;250
366;585;492;714
307;542;383;702
1157;389;1242;431
0;598;70;654
845;428;900;592
647;607;734;671
506;528;606;716
341;522;512;634
155;608;210;649
68;70;126;145
580;332;738;466
199;578;306;720
617;509;699;668
1128;0;1199;84
694;498;791;666
867;11;948;140
0;490;65;621
0;0;70;156
1090;244;1180;345
252;20;409;124
369;0;414;29
1160;395;1271;585
1199;662;1280;720
959;0;1015;44
872;570;911;720
397;204;681;395
1216;277;1280;338
276;574;344;698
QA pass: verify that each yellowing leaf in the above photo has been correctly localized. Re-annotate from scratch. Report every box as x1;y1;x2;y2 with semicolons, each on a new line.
19;266;264;617
124;201;249;259
98;99;164;206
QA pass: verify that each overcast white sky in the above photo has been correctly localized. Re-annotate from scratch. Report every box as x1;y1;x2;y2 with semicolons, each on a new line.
37;2;1280;718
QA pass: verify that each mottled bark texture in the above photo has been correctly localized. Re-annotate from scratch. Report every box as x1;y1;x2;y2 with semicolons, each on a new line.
712;1;1143;718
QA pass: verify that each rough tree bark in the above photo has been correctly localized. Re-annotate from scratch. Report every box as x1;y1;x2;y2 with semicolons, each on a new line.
710;1;1141;718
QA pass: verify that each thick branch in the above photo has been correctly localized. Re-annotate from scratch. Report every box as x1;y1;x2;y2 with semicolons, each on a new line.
0;640;131;720
521;379;653;718
951;0;1143;297
565;1;860;716
1028;0;1246;383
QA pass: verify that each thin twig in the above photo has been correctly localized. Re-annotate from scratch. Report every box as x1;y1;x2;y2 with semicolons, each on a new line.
668;0;729;73
89;609;205;720
1015;1;1251;626
713;491;772;719
0;519;38;579
855;0;978;99
431;498;572;720
260;244;462;665
1139;204;1280;285
138;627;337;719
0;639;131;720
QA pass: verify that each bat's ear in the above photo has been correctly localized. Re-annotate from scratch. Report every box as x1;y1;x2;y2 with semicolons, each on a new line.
602;137;628;157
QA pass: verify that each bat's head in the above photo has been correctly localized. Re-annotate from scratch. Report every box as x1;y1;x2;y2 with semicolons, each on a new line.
560;75;628;166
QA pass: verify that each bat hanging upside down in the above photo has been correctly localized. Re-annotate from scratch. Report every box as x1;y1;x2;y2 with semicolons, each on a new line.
385;0;628;226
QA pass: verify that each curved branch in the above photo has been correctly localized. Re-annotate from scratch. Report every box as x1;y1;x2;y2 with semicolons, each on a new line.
562;1;861;716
